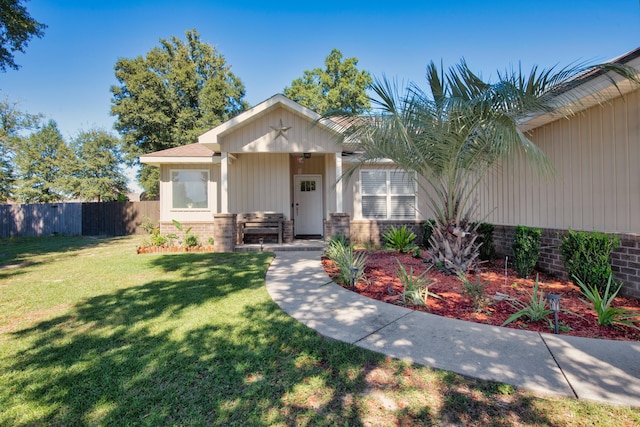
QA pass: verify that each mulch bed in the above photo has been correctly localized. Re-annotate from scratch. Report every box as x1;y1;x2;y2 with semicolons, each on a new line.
322;250;640;342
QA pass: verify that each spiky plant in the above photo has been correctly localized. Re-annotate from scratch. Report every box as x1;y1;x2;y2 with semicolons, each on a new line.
329;59;638;274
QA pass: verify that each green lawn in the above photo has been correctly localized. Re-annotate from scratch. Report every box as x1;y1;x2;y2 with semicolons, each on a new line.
1;236;639;426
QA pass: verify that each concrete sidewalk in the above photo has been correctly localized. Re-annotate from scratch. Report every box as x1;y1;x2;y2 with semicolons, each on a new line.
265;251;640;407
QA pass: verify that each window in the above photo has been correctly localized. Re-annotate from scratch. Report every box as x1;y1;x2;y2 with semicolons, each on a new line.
171;170;209;209
361;169;416;219
300;180;316;192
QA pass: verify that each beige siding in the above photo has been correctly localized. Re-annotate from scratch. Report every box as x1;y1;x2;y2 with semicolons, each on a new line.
478;88;640;233
160;164;220;222
220;107;341;154
228;153;291;217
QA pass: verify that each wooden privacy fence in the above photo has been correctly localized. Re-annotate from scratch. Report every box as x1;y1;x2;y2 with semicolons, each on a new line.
81;201;159;236
0;201;159;238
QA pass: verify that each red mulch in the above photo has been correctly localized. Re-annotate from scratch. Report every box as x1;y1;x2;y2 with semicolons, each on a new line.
321;250;640;342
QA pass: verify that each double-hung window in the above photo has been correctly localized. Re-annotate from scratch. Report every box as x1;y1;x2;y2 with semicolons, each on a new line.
171;170;209;209
360;169;416;219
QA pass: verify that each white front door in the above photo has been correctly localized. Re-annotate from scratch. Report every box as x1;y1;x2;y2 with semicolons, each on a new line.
294;175;323;236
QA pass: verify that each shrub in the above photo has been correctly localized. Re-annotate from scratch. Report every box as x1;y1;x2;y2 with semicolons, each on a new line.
395;259;440;307
324;233;351;260
560;229;620;294
382;225;418;253
457;271;489;310
502;276;552;326
422;219;436;248
172;219;200;248
184;234;201;248
573;274;640;329
326;242;368;287
474;222;495;261
512;226;541;278
140;216;168;247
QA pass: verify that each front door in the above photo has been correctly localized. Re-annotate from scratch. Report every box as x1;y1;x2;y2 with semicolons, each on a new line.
294;175;323;236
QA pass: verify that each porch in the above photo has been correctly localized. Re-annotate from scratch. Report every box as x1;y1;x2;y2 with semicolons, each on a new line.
235;238;327;253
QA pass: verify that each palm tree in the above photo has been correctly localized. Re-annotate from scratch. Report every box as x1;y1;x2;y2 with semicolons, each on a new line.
333;59;638;274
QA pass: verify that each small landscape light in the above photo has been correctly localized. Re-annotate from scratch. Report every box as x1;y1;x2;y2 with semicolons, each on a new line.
259;237;264;252
350;267;359;290
547;294;561;334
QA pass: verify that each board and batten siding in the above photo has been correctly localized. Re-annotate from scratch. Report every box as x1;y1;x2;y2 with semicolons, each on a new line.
219;107;341;154
160;164;220;222
478;88;640;234
227;153;290;217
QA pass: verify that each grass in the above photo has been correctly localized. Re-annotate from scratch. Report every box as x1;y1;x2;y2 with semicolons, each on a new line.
0;236;639;426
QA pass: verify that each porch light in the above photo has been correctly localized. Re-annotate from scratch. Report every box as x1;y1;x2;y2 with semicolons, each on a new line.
547;294;561;334
350;267;359;290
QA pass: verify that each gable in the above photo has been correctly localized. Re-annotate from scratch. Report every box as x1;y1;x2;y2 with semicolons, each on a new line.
198;94;343;154
219;106;341;154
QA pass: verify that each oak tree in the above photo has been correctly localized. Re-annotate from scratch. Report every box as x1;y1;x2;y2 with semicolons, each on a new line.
111;29;248;196
284;48;372;114
0;0;46;71
71;128;129;202
13;120;76;203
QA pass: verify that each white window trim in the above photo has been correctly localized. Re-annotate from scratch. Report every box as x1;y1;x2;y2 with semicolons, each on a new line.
169;169;211;211
360;169;417;220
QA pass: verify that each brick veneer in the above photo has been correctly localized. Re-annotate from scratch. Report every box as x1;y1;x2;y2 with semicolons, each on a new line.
213;213;236;252
160;221;215;245
492;225;640;298
324;213;351;242
283;220;294;243
349;220;425;246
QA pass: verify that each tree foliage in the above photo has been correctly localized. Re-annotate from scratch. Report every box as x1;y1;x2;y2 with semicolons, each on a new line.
334;60;639;273
284;48;372;115
70;129;129;202
13;120;76;203
0;0;46;71
0;97;41;201
111;29;248;196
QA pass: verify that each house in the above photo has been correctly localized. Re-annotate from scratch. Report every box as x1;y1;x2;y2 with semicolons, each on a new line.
140;94;429;250
140;47;640;296
477;47;640;297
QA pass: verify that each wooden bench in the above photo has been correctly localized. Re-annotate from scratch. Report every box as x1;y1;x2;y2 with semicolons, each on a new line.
237;212;284;244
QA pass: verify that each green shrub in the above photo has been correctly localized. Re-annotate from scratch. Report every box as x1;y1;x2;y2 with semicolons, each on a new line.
184;234;200;248
512;226;541;278
573;274;639;329
140;216;168;247
474;222;495;261
326;243;368;287
382;225;418;253
502;276;552;326
325;233;351;260
395;259;440;307
172;219;200;248
422;219;436;248
560;229;620;294
457;271;489;310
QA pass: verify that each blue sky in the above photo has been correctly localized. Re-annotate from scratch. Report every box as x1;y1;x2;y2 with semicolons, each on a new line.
2;1;639;189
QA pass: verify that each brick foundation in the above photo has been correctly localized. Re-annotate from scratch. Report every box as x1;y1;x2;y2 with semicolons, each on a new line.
492;225;640;298
349;220;425;246
159;221;215;246
324;213;351;242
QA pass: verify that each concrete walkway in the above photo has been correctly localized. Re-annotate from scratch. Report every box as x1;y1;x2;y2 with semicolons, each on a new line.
265;251;640;407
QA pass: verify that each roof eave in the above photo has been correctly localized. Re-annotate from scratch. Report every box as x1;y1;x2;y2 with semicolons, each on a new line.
139;156;221;166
